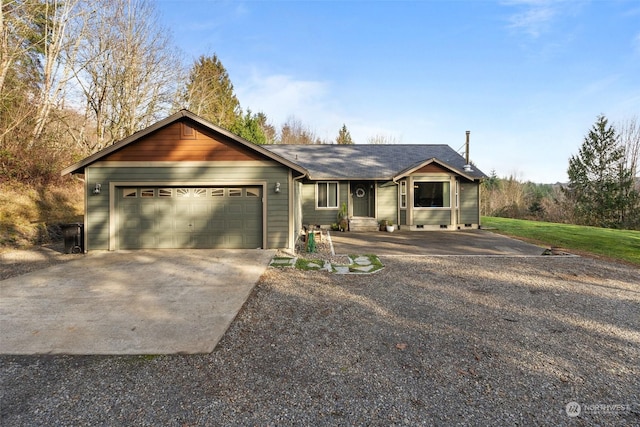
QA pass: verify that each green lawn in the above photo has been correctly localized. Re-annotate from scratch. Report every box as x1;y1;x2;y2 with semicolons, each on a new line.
482;216;640;266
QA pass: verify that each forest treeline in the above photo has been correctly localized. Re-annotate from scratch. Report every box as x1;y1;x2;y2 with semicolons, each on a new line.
483;115;639;230
1;1;638;235
1;0;368;186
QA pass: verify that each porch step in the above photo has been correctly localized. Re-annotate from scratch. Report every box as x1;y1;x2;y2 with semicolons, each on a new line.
349;217;380;232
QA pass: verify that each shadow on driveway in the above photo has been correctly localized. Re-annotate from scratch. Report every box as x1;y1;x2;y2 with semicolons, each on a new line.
330;229;547;256
0;249;274;355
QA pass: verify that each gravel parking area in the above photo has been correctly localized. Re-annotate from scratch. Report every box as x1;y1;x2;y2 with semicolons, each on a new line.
1;255;639;425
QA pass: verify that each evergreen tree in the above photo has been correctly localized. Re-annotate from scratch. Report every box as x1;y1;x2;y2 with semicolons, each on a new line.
335;124;354;145
230;109;267;145
183;54;240;129
567;115;634;228
255;112;277;144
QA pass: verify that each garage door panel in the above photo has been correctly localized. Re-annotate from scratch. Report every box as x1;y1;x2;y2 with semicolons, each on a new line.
118;186;262;249
226;203;243;215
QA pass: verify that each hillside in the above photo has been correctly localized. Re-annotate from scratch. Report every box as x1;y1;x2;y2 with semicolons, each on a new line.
0;180;84;250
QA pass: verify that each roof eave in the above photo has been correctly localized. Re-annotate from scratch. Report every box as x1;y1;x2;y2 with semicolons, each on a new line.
392;158;480;182
305;175;395;181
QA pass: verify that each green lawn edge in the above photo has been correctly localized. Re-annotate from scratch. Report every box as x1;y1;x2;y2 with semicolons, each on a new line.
482;216;640;266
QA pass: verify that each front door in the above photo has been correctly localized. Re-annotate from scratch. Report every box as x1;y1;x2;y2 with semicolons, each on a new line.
352;181;372;217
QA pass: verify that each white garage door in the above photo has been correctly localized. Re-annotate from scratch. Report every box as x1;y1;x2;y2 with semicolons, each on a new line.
118;186;263;249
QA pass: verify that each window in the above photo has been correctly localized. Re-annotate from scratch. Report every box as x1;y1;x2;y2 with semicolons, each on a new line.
229;188;242;197
400;181;407;208
177;188;190;197
317;182;338;208
158;188;172;197
193;188;206;197
123;188;137;198
140;188;154;198
414;182;450;208
211;188;224;197
246;187;260;197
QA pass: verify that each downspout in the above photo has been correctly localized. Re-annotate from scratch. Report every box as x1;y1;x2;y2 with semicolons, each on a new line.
291;173;306;250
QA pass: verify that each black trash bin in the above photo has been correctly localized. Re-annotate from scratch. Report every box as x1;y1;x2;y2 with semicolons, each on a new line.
62;223;84;254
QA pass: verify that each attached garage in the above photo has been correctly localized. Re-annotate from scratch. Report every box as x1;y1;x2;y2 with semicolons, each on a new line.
61;110;308;252
117;186;263;249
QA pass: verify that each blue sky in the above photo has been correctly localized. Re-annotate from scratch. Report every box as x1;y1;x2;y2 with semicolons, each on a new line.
157;0;640;183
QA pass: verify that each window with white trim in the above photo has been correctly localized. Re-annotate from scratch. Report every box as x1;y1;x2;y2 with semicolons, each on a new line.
317;182;338;208
246;187;260;197
400;181;407;208
414;181;450;208
123;188;137;198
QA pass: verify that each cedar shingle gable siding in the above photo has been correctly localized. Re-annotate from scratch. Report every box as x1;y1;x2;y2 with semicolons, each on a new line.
103;121;264;162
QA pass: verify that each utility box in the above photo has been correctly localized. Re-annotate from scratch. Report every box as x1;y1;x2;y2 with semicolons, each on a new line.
62;223;84;254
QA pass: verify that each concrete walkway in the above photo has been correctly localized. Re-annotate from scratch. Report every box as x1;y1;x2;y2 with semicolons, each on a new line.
0;249;274;355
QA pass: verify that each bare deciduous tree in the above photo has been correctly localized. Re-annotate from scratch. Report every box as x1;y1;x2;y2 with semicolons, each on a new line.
74;0;182;152
618;116;640;179
278;116;323;144
367;133;399;145
27;0;83;149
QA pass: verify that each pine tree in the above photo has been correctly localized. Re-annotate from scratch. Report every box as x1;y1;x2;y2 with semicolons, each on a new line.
567;115;634;228
183;54;240;130
335;124;353;145
230;109;267;145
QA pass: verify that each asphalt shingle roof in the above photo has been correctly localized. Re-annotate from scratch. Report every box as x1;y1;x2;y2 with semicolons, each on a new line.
264;144;487;180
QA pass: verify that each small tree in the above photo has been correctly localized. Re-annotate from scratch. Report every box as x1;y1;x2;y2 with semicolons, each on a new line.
567;115;635;228
230;109;267;145
335;124;353;145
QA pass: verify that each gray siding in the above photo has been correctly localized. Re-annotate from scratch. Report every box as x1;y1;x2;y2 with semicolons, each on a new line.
86;163;291;250
412;209;451;225
376;183;397;224
300;181;349;226
459;182;480;224
400;209;407;226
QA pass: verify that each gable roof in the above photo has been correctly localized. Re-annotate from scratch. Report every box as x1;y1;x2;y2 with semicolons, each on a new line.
263;144;486;181
61;110;308;176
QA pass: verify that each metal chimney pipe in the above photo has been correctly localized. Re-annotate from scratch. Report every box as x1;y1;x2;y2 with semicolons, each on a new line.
465;131;470;165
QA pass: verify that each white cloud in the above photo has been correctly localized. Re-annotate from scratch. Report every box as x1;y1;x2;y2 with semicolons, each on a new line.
505;0;557;38
235;72;330;125
502;0;585;39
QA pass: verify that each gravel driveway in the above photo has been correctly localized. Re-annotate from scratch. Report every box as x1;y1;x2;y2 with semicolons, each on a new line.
1;255;639;425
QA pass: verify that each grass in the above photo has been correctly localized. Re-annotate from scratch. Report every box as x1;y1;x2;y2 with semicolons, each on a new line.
482;216;640;266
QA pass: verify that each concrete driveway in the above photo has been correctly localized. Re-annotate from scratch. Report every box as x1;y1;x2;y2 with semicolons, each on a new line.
0;249;274;355
330;229;548;256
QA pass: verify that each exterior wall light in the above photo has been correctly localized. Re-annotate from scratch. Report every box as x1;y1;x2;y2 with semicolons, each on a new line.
93;183;102;194
274;182;281;193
